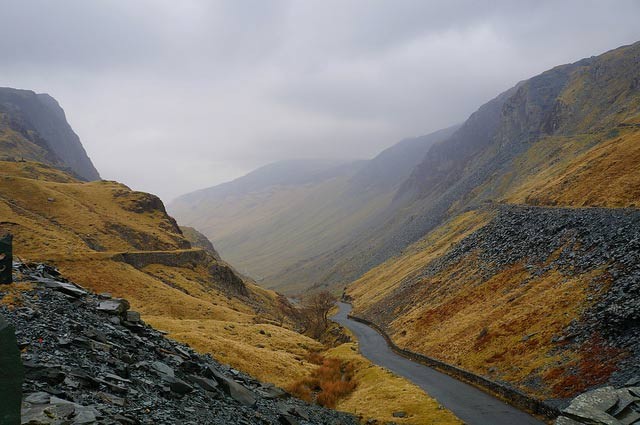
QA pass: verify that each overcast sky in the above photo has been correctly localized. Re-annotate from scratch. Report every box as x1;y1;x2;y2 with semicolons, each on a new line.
1;1;639;201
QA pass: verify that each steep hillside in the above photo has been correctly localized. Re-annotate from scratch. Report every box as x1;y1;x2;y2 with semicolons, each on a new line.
0;88;100;181
346;41;640;404
292;41;640;293
0;161;326;388
170;127;457;292
347;205;640;402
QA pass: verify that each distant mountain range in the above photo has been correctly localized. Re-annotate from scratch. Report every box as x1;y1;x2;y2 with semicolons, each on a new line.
171;41;640;299
170;41;640;403
169;126;458;291
0;87;100;181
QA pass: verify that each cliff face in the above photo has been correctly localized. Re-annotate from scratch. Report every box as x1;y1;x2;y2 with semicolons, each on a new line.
292;41;640;292
346;41;640;404
0;88;100;181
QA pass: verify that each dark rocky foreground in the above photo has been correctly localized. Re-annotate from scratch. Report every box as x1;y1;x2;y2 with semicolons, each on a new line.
0;262;357;425
555;383;640;424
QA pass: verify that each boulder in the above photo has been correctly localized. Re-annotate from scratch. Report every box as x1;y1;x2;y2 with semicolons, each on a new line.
151;361;174;377
36;278;87;298
0;314;23;425
278;414;300;425
187;375;219;392
162;375;193;395
205;366;256;407
97;299;130;316
125;311;141;323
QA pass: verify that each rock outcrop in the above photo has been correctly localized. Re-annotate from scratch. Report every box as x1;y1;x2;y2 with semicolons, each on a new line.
555;383;640;424
0;87;100;181
179;226;221;260
1;261;357;425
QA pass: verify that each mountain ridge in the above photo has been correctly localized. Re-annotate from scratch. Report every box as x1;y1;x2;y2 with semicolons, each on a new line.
169;125;458;289
0;87;100;181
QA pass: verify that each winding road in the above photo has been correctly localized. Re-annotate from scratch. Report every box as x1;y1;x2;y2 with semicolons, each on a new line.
332;302;545;425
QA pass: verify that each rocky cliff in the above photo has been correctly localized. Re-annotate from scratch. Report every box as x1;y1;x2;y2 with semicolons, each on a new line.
297;41;640;293
0;87;100;181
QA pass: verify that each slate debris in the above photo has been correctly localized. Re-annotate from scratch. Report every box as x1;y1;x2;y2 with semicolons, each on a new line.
368;205;640;389
555;383;640;424
2;261;357;425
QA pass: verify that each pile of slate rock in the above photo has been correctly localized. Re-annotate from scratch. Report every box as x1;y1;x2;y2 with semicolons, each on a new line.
555;382;640;424
1;261;357;425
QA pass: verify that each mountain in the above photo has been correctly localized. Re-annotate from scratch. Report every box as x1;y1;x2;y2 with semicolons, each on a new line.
0;91;463;424
0;159;339;388
346;41;640;403
172;40;640;404
0;87;100;181
278;41;640;294
169;126;458;292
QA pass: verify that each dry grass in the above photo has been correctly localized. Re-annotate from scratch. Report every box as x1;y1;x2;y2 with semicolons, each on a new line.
0;282;35;309
347;203;614;399
147;316;323;388
347;209;491;312
511;129;640;208
323;343;461;424
0;161;185;255
287;354;357;408
0;162;327;388
387;263;604;398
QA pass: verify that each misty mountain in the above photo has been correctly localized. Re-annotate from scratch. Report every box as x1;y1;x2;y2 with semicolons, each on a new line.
169;126;457;290
173;41;640;296
298;40;640;293
0;87;100;181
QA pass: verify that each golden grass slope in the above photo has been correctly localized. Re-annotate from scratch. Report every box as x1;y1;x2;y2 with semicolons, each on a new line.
0;161;325;387
346;210;615;400
507;128;640;208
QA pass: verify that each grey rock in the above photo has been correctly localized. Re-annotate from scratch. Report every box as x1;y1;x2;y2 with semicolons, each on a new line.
610;389;638;416
162;375;193;395
206;367;257;407
187;375;219;392
278;414;300;425
555;417;585;425
617;407;640;425
36;277;87;298
125;311;141;323
97;299;130;315
567;386;619;413
260;384;289;400
562;406;622;425
23;392;51;405
151;361;174;377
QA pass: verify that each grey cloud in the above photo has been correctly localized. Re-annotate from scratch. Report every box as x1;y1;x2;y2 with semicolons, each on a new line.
0;0;639;200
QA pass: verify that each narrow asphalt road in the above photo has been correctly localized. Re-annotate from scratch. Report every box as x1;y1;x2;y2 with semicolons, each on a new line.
332;302;545;425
